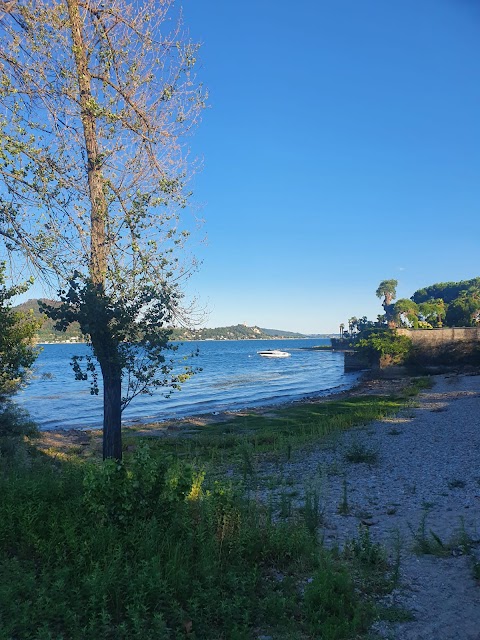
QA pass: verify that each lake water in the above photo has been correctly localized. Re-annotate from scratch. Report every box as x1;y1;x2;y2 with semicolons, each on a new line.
18;339;358;430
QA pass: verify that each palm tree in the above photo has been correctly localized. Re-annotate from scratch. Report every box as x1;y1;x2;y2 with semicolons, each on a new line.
376;280;398;328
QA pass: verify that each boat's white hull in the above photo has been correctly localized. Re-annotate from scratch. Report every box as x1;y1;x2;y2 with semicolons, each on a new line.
257;350;291;358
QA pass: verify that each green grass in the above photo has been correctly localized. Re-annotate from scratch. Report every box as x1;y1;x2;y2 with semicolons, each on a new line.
0;446;395;640
0;377;429;639
130;390;416;473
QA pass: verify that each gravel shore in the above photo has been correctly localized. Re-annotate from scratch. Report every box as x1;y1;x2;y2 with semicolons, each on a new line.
253;373;480;640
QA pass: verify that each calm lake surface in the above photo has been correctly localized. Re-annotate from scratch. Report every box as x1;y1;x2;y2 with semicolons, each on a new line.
18;339;358;430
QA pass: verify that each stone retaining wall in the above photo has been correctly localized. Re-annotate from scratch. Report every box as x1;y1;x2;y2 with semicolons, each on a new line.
397;327;480;363
397;327;480;346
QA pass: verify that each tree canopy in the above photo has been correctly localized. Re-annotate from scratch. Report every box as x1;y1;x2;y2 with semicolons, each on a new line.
411;278;480;328
0;0;205;458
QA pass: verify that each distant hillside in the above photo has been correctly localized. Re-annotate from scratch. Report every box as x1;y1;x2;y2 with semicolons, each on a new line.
170;324;307;341
14;300;316;343
259;327;306;338
14;299;84;343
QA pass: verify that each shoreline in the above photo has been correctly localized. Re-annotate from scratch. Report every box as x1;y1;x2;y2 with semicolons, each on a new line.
40;370;409;442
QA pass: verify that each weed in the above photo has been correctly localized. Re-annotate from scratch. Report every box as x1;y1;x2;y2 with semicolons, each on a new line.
404;482;417;496
238;439;255;483
388;428;402;436
338;477;350;515
410;513;474;557
278;488;293;519
403;376;433;395
303;556;373;639
448;478;466;489
303;487;323;535
343;526;392;594
345;441;379;465
326;460;344;476
390;528;403;587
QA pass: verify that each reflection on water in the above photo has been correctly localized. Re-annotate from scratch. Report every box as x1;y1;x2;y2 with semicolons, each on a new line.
18;339;359;430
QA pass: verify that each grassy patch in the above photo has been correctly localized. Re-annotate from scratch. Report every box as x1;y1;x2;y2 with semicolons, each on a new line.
12;377;428;638
128;391;414;475
0;446;396;640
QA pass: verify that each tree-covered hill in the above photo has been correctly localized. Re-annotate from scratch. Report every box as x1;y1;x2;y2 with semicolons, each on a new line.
170;324;308;341
14;301;310;342
14;299;84;343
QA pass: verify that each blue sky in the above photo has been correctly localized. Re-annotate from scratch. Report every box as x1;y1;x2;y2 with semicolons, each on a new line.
177;0;479;333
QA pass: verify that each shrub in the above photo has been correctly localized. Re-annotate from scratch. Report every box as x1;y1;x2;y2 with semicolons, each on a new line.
0;400;38;458
356;329;412;365
83;444;194;526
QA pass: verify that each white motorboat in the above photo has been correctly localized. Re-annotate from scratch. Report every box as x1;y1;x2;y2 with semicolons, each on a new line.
257;349;291;358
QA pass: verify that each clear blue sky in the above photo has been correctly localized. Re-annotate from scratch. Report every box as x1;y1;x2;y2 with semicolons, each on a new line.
178;0;479;333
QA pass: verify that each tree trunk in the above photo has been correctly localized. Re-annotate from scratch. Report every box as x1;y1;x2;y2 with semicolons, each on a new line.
66;0;108;284
101;362;122;460
66;0;123;459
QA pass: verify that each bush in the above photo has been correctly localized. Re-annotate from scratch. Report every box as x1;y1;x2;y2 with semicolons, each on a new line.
83;444;194;526
356;329;412;365
0;400;38;458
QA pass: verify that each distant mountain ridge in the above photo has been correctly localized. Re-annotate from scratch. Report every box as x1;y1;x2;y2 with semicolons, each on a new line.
259;327;306;338
170;324;307;341
14;299;329;342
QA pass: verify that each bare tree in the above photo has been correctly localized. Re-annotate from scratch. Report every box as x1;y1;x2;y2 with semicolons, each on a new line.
0;0;205;459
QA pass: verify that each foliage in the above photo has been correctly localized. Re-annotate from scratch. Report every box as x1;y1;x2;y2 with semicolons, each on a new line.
0;263;41;397
0;0;206;458
0;400;38;458
344;441;379;465
304;557;372;638
14;298;84;342
0;379;428;637
376;279;398;306
42;276;195;408
417;299;446;327
0;264;39;458
0;446;385;640
356;328;412;364
83;444;194;526
411;278;480;327
375;279;398;328
444;293;480;327
393;298;419;328
412;277;480;304
171;323;306;341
